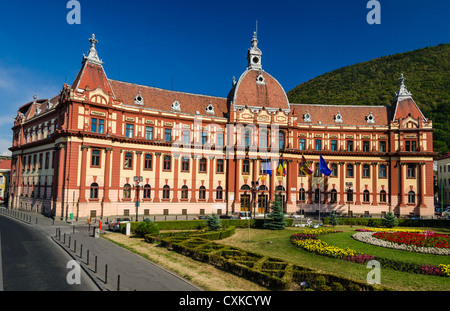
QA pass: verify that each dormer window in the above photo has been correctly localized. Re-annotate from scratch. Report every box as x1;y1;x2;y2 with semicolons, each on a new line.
172;101;181;111
334;112;343;123
134;92;144;105
303;111;311;123
256;73;265;85
366;112;375;124
205;103;215;114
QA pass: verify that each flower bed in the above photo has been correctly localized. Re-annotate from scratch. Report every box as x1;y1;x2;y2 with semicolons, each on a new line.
352;231;450;256
373;231;450;249
290;229;450;278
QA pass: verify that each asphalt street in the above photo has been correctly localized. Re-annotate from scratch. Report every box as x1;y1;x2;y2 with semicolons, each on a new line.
0;215;98;291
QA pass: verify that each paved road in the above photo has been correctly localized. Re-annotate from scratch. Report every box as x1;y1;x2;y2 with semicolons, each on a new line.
0;208;201;291
0;215;98;291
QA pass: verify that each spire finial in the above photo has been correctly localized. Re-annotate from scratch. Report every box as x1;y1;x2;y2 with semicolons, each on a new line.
396;73;412;98
83;33;104;65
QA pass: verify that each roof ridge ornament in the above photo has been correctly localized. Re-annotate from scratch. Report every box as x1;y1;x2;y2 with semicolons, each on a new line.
247;29;262;70
395;73;412;99
83;34;104;66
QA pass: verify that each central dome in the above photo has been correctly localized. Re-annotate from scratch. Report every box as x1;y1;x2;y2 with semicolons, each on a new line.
231;69;290;111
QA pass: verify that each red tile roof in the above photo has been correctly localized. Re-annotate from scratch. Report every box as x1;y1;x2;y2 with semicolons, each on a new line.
392;97;426;121
231;69;290;110
291;104;391;126
0;158;11;170
72;62;114;96
109;80;228;118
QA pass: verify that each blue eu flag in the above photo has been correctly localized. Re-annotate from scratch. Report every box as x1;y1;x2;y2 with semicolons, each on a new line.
319;155;332;176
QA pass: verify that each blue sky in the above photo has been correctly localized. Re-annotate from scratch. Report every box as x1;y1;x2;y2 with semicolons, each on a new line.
0;0;449;155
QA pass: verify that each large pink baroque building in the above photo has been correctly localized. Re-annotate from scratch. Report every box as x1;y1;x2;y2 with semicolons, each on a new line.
8;33;436;220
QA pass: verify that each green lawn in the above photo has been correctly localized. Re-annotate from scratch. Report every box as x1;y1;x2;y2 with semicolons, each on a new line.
219;225;450;291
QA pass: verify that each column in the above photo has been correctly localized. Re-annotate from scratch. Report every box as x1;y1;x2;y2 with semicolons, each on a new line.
134;151;142;202
190;155;197;203
172;154;179;203
371;163;378;205
153;153;161;202
286;159;293;205
339;162;345;204
102;148;112;203
399;162;406;207
355;162;361;205
419;162;426;207
208;157;215;203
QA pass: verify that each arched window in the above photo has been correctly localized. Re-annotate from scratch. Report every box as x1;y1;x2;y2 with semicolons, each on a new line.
216;186;223;200
241;185;251;191
347;189;353;202
380;190;387;203
143;184;151;199
181;185;189;199
162;185;170;199
278;131;286;149
314;188;320;203
90;183;99;199
330;189;337;203
199;186;206;200
408;191;415;204
299;188;306;201
123;184;131;199
363;190;370;202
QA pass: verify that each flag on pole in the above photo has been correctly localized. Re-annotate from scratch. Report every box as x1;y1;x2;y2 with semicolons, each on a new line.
277;159;286;177
300;154;313;175
263;158;272;177
319;155;332;176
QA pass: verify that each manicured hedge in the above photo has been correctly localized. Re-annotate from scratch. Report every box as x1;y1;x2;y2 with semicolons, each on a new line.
322;217;450;228
159;235;388;291
121;218;294;233
145;226;236;244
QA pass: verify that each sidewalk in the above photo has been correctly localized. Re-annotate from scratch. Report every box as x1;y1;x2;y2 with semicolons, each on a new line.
0;207;201;291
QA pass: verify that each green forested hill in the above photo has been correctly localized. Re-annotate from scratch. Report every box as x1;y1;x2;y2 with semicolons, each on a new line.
287;43;450;156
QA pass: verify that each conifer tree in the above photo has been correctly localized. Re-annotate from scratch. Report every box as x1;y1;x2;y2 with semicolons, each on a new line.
329;210;339;227
382;212;398;228
206;214;222;231
264;194;286;230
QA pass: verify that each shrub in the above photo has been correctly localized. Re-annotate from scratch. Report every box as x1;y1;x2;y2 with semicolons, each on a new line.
135;220;159;236
331;282;345;291
329;210;339;227
206;214;222;231
382;212;399;228
264;194;287;230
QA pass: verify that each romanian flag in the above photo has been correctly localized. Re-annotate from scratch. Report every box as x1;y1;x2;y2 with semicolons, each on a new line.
300;154;313;175
277;159;286;177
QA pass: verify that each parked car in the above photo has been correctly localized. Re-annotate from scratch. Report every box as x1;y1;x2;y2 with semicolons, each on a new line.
219;215;233;219
232;211;251;220
108;218;131;232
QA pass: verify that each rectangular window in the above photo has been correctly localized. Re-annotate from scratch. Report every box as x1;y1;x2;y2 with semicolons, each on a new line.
408;164;416;178
347;140;353;152
164;129;172;142
363;141;370;152
330;163;338;177
216;133;224;147
299;139;306;151
315;139;321;151
216;159;224;173
379;165;387;178
45;152;50;169
124;152;133;169
182;130;190;144
91;118;98;133
91;118;104;134
199;158;207;173
145;127;153;140
330;140;337;151
126;124;134;138
91;149;100;167
201;132;207;145
242;160;250;174
347;164;353;177
39;153;43;169
144;154;152;170
362;165;370;178
181;157;189;172
379;141;386;152
163;155;171;171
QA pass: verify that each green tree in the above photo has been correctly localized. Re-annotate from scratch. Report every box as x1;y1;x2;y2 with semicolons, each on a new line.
329;210;339;227
382;212;399;228
264;194;287;230
206;214;222;231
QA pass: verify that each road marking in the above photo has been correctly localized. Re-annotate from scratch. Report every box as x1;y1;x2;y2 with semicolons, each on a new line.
0;230;3;291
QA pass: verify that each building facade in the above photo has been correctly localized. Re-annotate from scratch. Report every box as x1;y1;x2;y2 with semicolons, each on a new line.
436;153;450;208
8;33;436;220
0;156;11;204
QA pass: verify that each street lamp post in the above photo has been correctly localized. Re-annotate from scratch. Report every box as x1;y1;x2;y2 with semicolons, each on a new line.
134;176;142;222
